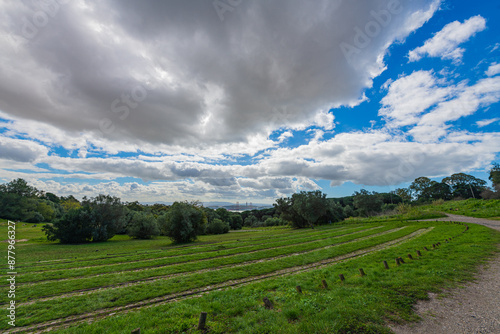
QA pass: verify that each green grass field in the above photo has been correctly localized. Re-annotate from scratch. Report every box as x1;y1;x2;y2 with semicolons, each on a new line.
1;202;499;333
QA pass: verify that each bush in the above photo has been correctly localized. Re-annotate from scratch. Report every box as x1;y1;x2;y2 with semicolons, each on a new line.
228;214;243;230
381;203;397;213
43;208;94;244
42;194;126;243
263;217;288;227
396;203;411;214
83;195;126;242
244;215;258;227
26;212;44;224
127;212;160;239
343;205;356;218
205;218;230;234
158;202;206;243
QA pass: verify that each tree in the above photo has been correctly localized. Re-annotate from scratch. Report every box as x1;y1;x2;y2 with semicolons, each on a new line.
215;208;230;222
158;202;207;243
489;163;500;190
353;189;383;217
0;178;39;197
36;200;56;222
228;213;243;230
125;201;144;212
43;208;94;244
442;173;487;199
274;191;342;228
43;192;60;203
205;218;230;234
244;215;258;227
82;195;126;242
395;188;412;203
426;182;452;201
292;191;328;227
60;196;81;212
409;177;433;201
127;211;160;239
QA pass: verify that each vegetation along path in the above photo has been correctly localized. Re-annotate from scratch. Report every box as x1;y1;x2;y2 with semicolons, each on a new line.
391;214;500;334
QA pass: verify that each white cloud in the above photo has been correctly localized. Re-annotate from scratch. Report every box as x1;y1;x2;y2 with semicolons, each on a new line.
408;15;486;63
410;75;500;141
486;63;500;76
476;118;500;128
0;136;48;163
379;70;456;127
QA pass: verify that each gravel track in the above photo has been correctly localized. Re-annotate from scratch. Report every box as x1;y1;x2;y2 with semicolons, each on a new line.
390;214;500;334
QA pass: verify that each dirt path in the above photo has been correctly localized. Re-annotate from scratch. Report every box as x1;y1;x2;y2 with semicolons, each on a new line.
390;214;500;334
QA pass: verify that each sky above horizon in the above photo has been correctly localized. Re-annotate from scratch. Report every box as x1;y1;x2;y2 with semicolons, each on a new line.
0;0;499;204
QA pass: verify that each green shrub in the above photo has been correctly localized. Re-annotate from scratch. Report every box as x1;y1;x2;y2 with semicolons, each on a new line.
158;202;207;243
127;212;160;239
205;218;230;235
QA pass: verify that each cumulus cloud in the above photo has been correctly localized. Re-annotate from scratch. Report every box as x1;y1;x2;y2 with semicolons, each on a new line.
0;137;48;163
3;0;498;203
0;0;440;152
379;70;456;127
408;15;486;63
486;63;500;77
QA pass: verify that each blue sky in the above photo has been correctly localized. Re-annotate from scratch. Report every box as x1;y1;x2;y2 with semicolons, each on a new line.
0;0;499;204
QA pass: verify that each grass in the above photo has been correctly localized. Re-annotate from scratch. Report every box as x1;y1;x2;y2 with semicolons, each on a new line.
420;198;500;218
1;200;499;333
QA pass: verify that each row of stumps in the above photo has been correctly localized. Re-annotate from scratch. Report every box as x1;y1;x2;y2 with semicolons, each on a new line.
130;222;470;333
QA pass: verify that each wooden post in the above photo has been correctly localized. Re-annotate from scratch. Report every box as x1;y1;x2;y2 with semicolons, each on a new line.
131;329;141;334
263;297;273;309
408;254;413;260
198;312;207;330
383;260;389;269
416;250;422;257
395;258;401;266
296;286;302;294
321;280;328;289
339;273;345;282
359;268;366;277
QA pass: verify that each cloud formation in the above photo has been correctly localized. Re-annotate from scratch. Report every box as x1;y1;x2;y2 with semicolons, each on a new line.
1;0;499;203
408;15;486;63
1;0;439;151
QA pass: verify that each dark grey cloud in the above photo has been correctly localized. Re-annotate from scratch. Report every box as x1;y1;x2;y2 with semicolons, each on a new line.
0;0;440;148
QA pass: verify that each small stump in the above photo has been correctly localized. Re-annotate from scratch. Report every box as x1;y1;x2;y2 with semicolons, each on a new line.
198;312;207;331
263;297;274;309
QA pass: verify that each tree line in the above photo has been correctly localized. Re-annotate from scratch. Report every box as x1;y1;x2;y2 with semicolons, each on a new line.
0;163;498;244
